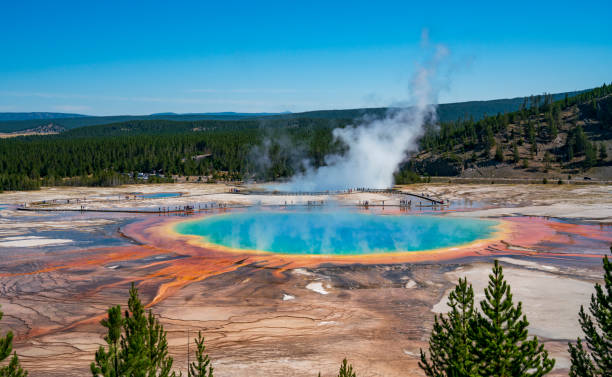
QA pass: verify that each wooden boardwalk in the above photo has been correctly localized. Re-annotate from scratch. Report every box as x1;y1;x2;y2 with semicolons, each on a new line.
17;207;188;214
16;187;445;215
16;203;237;215
234;188;445;205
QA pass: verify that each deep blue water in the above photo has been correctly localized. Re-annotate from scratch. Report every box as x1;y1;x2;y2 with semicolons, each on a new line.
174;211;498;255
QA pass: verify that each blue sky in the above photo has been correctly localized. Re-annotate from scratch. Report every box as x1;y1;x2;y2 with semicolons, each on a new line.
1;0;611;115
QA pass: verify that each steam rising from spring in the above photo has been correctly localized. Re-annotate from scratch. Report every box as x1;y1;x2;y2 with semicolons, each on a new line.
278;43;448;192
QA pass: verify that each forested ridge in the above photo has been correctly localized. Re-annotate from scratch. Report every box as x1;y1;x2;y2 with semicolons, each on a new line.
0;85;609;191
402;83;612;180
0;117;346;190
0;89;585;134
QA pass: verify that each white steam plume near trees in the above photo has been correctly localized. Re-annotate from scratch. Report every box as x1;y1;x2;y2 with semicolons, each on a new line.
277;42;449;191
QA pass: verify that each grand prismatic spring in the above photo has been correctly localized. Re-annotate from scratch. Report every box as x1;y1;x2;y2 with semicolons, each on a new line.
1;184;612;377
173;211;500;255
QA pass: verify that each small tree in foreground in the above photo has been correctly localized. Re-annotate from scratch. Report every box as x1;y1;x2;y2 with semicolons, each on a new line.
0;305;27;377
419;277;477;376
420;261;555;377
473;261;554;377
92;305;123;377
91;284;179;377
337;358;356;377
568;247;612;377
189;331;213;377
315;358;356;377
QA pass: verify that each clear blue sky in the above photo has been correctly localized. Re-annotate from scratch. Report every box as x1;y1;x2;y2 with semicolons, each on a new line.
1;0;610;115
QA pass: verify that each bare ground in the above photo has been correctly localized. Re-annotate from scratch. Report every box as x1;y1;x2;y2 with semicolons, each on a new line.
0;183;610;376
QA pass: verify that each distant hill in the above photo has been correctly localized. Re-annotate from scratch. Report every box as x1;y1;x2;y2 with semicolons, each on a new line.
271;91;587;121
0;112;87;121
0;112;289;133
435;92;580;122
0;122;66;139
0;89;587;133
149;111;287;117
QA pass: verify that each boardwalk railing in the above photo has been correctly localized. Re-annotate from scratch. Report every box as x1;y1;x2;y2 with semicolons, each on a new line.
17;187;445;214
233;188;445;205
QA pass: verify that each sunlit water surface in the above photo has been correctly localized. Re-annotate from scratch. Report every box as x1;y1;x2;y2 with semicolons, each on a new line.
174;211;498;255
136;192;182;199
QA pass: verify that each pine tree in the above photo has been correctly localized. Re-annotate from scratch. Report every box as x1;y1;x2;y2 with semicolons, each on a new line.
544;152;552;171
144;308;175;377
0;305;27;377
495;145;504;162
568;247;612;377
419;278;477;376
92;305;124;377
472;261;555;377
585;143;597;168
189;332;213;377
337;359;356;377
599;143;608;161
550;121;558;141
486;125;496;151
92;284;179;377
118;285;150;376
513;143;520;163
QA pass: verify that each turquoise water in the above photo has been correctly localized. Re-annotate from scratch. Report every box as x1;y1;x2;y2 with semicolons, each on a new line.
174;211;498;255
137;192;182;199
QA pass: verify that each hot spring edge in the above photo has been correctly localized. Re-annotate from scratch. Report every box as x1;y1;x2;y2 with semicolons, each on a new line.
171;211;501;256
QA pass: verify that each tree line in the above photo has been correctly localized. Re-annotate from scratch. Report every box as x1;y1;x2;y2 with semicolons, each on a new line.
0;119;345;191
0;84;610;191
2;250;610;376
413;83;611;175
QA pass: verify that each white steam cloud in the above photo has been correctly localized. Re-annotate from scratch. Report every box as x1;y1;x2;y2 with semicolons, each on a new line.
276;40;449;192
